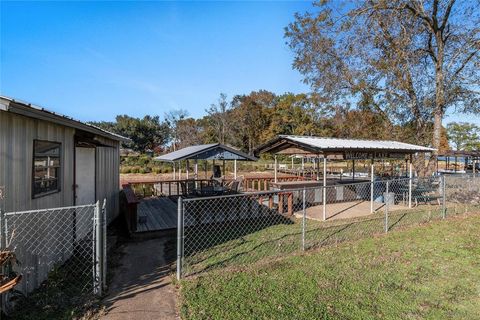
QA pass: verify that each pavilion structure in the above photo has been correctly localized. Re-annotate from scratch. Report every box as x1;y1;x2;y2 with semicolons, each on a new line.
255;135;435;218
154;143;257;180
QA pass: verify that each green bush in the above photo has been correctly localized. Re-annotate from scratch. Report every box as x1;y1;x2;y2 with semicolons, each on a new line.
130;166;140;174
152;167;163;174
120;166;132;174
138;167;149;174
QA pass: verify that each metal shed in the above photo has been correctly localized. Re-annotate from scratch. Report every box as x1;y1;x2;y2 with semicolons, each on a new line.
0;95;129;222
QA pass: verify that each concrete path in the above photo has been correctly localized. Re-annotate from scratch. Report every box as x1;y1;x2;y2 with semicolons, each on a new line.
101;237;179;320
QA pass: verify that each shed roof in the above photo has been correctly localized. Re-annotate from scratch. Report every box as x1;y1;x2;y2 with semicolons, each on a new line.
255;135;435;159
0;96;130;142
155;143;258;162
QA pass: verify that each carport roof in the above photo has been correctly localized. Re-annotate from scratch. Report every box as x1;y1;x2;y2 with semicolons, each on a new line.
154;143;258;162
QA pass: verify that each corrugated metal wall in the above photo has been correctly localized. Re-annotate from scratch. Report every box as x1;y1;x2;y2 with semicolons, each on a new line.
0;111;121;221
95;136;120;223
0;111;75;212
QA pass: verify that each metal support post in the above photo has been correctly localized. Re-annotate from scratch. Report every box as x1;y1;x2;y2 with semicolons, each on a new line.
177;197;184;280
274;155;278;183
234;159;237;180
370;164;374;213
408;163;413;208
102;199;107;292
322;157;327;221
385;181;389;233
302;188;306;251
442;175;446;219
194;159;198;180
94;200;103;296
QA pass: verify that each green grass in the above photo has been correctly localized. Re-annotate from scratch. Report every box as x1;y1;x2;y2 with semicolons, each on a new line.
180;212;480;319
183;204;480;276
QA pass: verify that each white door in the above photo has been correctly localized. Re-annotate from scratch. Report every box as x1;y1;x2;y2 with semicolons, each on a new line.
75;147;96;205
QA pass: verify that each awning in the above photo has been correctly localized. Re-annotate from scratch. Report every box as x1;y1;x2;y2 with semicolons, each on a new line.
154;143;258;162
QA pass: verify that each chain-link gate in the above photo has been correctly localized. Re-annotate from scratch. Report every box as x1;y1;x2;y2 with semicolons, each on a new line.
177;175;480;279
0;195;107;314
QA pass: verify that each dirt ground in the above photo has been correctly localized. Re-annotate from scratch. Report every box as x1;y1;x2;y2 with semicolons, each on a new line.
100;237;178;320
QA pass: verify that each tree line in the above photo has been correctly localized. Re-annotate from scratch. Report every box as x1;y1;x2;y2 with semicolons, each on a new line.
90;90;452;155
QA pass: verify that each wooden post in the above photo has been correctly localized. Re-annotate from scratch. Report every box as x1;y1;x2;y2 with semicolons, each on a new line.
278;193;284;214
269;196;274;209
172;162;176;180
287;193;293;215
186;159;190;179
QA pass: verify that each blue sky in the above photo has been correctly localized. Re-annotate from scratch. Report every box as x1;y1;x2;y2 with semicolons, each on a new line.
1;1;478;126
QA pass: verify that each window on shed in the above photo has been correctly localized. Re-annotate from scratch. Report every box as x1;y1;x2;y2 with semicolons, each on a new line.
33;140;61;197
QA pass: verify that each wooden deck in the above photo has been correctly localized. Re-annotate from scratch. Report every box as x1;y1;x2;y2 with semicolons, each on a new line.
136;197;178;232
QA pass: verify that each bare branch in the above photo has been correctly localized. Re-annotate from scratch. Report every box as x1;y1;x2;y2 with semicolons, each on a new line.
440;0;456;31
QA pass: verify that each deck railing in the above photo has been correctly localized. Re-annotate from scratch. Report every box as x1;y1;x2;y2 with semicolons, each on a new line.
125;179;237;198
243;175;305;192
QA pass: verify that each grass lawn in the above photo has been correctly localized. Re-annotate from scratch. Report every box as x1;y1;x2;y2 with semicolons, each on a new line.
180;213;480;319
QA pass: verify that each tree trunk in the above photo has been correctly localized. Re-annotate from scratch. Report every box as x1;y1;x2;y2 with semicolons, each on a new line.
426;30;446;176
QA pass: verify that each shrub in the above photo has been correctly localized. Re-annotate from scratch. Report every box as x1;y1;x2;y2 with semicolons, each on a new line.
138;167;149;174
130;166;140;174
120;166;132;174
152;167;163;174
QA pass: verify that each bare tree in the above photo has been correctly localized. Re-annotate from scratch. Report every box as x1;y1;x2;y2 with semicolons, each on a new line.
286;0;480;174
205;93;231;144
165;109;189;151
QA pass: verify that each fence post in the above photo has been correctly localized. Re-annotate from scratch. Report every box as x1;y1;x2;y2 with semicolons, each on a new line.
177;197;184;280
302;188;306;251
102;199;107;292
0;210;5;250
370;164;374;213
0;186;5;250
0;187;4;320
408;163;413;208
442;175;446;219
384;181;389;233
94;200;103;296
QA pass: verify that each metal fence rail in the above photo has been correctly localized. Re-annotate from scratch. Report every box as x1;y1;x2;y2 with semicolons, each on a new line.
0;200;107;302
177;175;480;278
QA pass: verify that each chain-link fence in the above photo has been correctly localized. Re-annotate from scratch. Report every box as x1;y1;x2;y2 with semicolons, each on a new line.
177;175;480;278
0;199;107;313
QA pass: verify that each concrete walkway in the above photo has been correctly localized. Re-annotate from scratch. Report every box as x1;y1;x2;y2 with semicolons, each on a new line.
101;237;179;320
